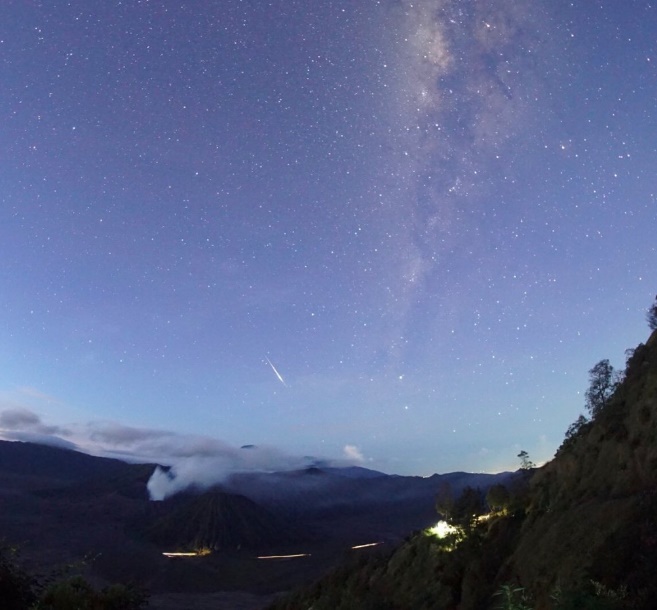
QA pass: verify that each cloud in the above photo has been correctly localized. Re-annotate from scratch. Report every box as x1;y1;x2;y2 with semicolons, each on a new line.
343;444;365;463
145;443;315;500
0;406;328;500
0;407;43;429
87;422;175;448
0;406;67;436
82;420;321;499
14;386;60;402
0;430;79;451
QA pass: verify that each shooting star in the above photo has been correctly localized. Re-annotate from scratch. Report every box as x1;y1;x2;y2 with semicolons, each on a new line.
265;356;288;387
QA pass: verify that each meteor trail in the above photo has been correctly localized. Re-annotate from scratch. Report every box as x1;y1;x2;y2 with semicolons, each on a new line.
265;356;288;387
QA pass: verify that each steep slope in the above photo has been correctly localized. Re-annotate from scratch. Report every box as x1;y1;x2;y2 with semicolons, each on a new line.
269;329;657;610
503;329;657;607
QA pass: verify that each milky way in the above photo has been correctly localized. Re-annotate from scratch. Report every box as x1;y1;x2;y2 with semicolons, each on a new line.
1;0;655;476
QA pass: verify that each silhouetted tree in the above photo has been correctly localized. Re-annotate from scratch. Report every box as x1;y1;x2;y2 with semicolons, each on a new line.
451;486;484;532
585;359;617;418
557;414;591;455
648;295;657;331
435;481;455;521
436;484;484;532
517;450;535;470
486;483;510;513
565;414;589;441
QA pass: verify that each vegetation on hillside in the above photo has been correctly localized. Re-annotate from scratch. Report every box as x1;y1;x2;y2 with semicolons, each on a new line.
0;544;148;610
269;299;657;609
646;295;657;331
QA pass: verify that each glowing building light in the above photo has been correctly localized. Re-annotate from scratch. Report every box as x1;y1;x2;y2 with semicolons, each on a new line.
427;520;459;538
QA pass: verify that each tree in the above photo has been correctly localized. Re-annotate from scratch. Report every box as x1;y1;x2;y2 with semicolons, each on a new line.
436;484;484;532
486;483;510;513
585;359;617;418
565;414;589;441
451;486;484;532
435;481;455;521
648;295;657;331
557;414;590;455
517;450;535;470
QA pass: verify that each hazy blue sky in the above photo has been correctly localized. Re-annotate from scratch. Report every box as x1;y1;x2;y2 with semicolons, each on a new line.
1;0;655;476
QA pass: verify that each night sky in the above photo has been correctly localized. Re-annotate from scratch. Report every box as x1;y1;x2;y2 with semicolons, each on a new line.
1;0;656;478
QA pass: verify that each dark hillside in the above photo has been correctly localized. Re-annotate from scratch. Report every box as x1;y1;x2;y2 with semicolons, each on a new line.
270;329;657;610
0;441;141;485
504;329;657;607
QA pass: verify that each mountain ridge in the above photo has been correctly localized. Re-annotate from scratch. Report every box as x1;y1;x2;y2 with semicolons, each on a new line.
0;437;512;598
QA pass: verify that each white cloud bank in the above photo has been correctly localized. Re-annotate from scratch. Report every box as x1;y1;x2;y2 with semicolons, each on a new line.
0;406;365;500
